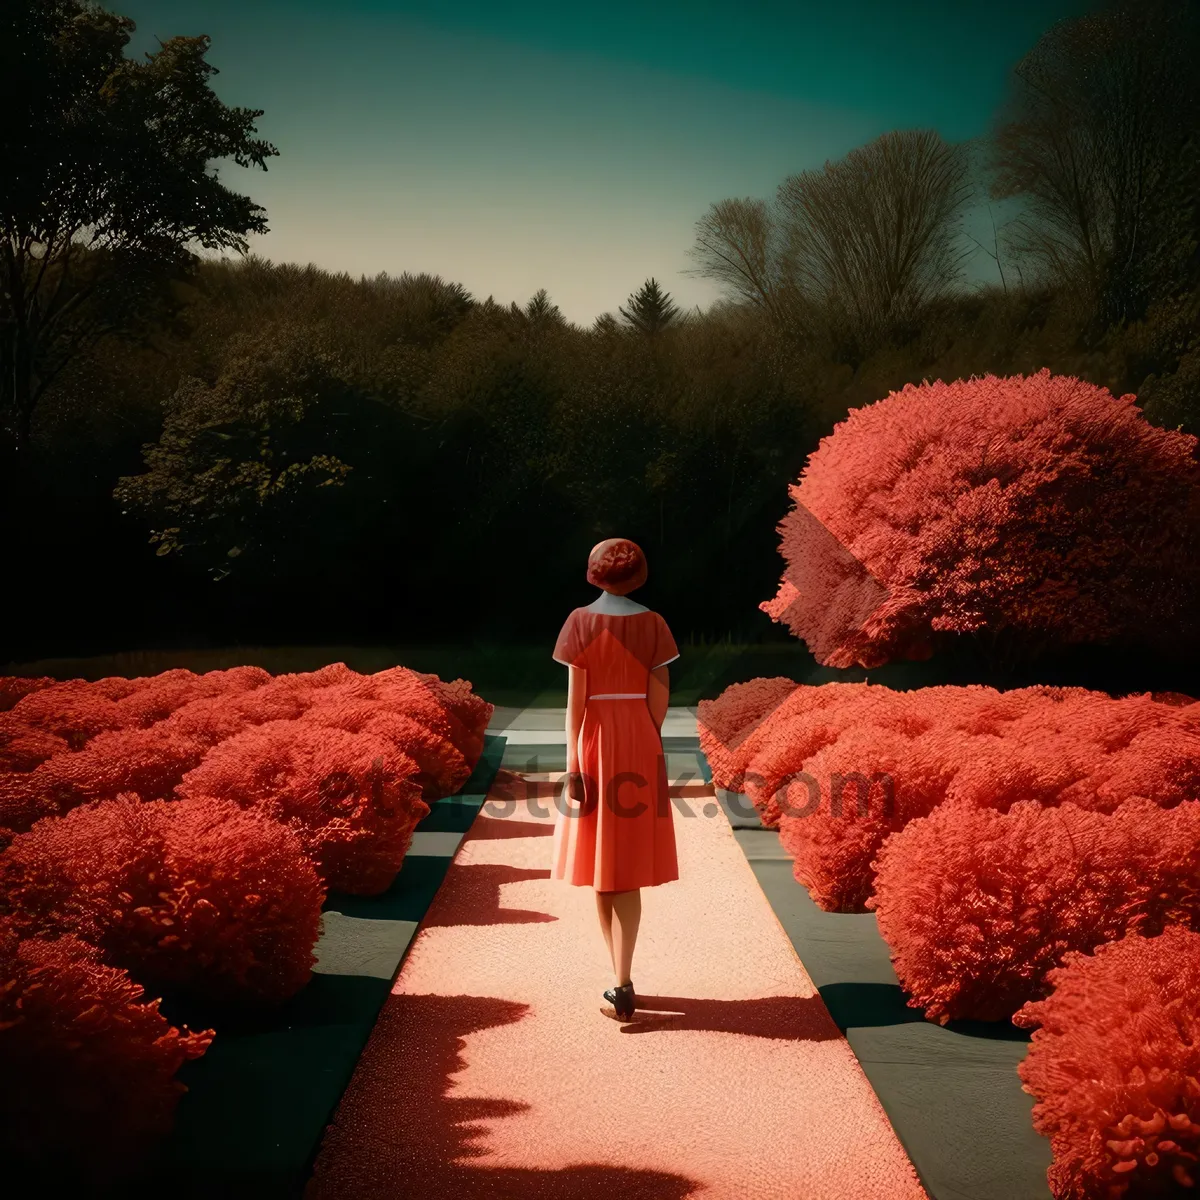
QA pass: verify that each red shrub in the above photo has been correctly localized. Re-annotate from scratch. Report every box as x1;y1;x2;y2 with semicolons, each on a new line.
0;724;209;836
0;793;324;1006
742;710;856;828
740;682;944;827
777;724;962;910
177;719;428;894
204;664;274;692
364;710;470;799
90;675;144;699
1014;926;1200;1199
759;369;1200;668
161;694;257;747
304;692;471;799
407;671;494;761
109;665;272;727
0;695;282;840
716;681;1200;875
0;675;57;712
0;918;212;1180
869;798;1200;1024
1089;720;1200;812
697;677;799;792
370;666;472;753
11;680;131;746
0;714;68;771
283;662;367;690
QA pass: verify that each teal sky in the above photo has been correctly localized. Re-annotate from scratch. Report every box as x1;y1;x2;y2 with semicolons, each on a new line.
120;0;1094;326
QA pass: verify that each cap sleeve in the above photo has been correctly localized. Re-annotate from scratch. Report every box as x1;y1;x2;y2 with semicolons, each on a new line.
652;613;680;670
552;609;587;668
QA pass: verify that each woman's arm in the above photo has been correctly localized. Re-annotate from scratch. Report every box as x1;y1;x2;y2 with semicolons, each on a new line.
647;665;669;733
565;664;587;772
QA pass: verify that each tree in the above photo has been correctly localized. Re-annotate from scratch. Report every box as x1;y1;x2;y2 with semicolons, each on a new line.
618;278;682;336
0;0;278;477
113;319;354;579
592;311;621;337
524;288;566;325
775;129;975;358
682;197;796;326
987;0;1200;331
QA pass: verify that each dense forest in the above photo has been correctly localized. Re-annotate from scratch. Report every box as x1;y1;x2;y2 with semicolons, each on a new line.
2;0;1198;669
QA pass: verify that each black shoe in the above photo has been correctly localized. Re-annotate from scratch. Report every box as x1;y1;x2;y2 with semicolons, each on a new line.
602;981;636;1021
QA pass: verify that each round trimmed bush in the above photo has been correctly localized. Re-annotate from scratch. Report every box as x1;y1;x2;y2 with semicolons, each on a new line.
177;719;428;894
1015;926;1200;1198
0;793;326;1006
369;666;476;756
777;723;961;911
760;369;1200;668
409;671;494;761
0;918;212;1182
869;797;1200;1024
304;690;471;799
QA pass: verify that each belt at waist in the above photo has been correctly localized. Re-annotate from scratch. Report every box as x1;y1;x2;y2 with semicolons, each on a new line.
588;693;647;699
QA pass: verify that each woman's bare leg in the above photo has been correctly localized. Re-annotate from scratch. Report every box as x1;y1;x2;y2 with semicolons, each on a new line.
610;888;642;987
595;890;616;974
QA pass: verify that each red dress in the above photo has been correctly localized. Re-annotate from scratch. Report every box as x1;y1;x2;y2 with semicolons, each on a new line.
549;606;681;891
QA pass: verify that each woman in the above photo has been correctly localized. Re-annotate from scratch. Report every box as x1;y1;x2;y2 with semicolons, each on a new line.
549;537;680;1022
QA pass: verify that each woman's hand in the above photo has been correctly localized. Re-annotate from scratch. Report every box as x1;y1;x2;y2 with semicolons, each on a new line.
564;768;585;806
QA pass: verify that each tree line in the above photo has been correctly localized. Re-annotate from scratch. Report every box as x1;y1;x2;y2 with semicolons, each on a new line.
1;0;1198;665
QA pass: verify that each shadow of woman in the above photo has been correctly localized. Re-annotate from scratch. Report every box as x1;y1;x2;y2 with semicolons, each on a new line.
612;992;844;1041
304;991;702;1200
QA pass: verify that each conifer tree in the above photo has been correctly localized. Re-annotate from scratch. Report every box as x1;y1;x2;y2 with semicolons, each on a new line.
525;288;565;324
618;278;682;335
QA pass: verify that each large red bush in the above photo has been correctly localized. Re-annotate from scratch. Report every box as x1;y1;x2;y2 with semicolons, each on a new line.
1014;926;1200;1199
870;798;1200;1024
370;666;475;753
4;666;271;747
0;793;325;1006
759;369;1200;668
0;917;212;1181
109;665;271;727
743;683;948;828
177;719;428;893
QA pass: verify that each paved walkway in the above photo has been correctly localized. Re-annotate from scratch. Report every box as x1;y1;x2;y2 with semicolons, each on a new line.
306;708;927;1200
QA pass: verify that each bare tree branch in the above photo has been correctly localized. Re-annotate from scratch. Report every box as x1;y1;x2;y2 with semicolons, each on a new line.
775;129;976;353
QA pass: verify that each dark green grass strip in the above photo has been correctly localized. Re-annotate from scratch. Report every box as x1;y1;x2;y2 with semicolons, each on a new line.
126;734;507;1200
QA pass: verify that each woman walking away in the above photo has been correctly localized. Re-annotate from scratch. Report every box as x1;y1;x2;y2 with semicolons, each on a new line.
549;537;681;1022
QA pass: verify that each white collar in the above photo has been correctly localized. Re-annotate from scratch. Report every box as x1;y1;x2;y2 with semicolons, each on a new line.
586;591;648;614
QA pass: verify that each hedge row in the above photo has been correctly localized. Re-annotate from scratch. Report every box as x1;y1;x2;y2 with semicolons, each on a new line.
703;677;1200;1200
700;680;1199;911
0;662;494;1181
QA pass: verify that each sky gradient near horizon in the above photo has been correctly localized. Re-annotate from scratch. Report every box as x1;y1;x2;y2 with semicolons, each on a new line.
119;0;1095;327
